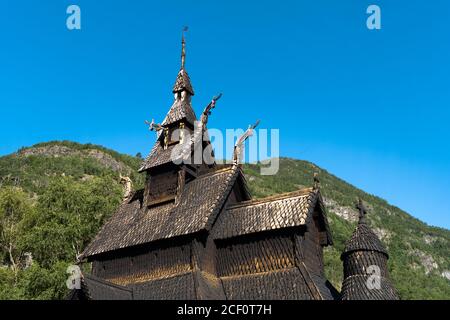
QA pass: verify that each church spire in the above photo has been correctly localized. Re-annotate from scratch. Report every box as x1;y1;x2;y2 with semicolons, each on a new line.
173;27;194;96
313;172;320;190
181;26;187;69
356;197;367;224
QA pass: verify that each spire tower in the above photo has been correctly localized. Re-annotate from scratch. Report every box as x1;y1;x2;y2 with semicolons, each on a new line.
181;26;187;69
340;198;399;300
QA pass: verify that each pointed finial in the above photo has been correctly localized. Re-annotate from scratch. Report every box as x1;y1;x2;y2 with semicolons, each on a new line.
313;172;320;190
181;26;188;69
119;175;133;201
233;120;260;165
356;197;367;224
144;119;162;132
163;127;169;150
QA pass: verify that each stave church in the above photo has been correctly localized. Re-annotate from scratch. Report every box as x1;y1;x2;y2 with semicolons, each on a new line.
69;32;399;300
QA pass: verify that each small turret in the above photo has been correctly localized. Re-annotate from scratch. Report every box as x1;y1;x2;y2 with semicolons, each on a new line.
340;198;399;300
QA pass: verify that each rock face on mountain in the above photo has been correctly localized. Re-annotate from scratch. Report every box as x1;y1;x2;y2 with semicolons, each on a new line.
18;145;132;174
0;142;449;299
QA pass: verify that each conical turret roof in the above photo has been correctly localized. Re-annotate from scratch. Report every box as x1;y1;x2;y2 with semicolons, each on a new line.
161;97;197;127
341;199;388;258
172;68;194;96
342;222;388;257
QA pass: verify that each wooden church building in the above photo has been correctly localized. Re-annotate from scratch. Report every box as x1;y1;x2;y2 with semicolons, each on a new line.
71;33;398;300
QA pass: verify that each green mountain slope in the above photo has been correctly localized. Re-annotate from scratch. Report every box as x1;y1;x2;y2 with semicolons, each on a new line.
0;141;449;299
244;159;450;299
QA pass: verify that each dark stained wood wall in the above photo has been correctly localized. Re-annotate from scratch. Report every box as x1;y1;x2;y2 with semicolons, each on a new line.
216;234;295;277
192;236;218;275
214;209;327;279
89;192;327;292
145;168;179;206
302;209;325;276
92;241;191;286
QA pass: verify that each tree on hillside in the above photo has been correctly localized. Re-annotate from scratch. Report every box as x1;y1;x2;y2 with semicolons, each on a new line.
0;187;34;279
0;176;123;300
21;176;122;268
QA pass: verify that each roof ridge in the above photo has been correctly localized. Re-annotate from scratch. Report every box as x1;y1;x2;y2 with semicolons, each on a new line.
83;274;133;292
219;266;299;280
204;165;241;230
296;262;324;300
80;194;143;259
227;187;315;210
106;270;193;286
196;165;235;178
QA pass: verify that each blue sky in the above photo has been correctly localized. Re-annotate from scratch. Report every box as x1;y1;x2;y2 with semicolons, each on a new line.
0;1;449;229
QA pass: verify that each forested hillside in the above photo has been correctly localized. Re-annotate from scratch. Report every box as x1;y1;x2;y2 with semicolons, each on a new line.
0;141;448;299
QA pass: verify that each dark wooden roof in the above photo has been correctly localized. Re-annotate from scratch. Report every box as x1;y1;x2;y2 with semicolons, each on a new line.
70;271;225;300
162;99;197;127
73;268;336;300
139;101;197;172
212;188;332;243
340;207;399;300
220;267;334;300
129;271;226;300
68;274;133;300
82;166;242;259
138;130;206;172
309;273;340;300
340;275;399;300
195;271;227;299
138;141;178;172
341;221;388;258
172;68;194;95
130;271;196;300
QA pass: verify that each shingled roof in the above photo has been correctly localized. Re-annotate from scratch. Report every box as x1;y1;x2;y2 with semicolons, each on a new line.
340;200;399;300
220;267;334;300
69;274;133;300
341;219;388;258
138;123;207;172
82;166;243;259
340;274;399;300
161;98;197;127
172;68;194;95
139;141;178;172
139;96;198;172
212;188;332;243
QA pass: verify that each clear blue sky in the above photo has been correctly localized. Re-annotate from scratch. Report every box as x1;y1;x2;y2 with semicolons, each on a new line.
1;1;449;229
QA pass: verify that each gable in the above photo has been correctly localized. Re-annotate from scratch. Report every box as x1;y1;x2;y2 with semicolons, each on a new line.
82;166;244;259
